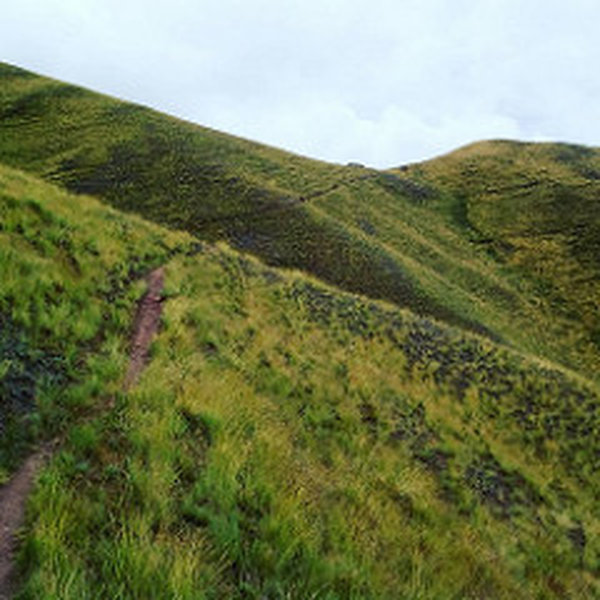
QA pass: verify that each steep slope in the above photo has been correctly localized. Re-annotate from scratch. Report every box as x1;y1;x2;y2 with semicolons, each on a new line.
2;61;443;330
14;242;600;598
0;162;193;477
0;63;523;339
1;63;599;384
0;163;598;597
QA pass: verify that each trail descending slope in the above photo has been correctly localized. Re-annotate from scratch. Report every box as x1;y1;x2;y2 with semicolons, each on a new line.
0;449;50;599
0;266;167;599
20;246;599;598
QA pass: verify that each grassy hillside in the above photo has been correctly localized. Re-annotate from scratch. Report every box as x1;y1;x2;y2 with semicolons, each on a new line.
389;140;600;377
1;62;599;384
0;61;484;340
1;63;600;598
0;162;598;599
14;239;600;599
0;162;193;478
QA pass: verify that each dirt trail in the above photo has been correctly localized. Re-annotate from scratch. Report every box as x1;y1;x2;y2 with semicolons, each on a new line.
0;449;49;599
0;266;166;599
123;266;165;389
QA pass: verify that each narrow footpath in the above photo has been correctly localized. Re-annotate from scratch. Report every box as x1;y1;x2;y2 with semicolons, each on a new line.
0;266;166;599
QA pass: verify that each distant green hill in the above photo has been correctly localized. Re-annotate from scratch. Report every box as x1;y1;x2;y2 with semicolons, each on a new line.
392;140;600;378
1;63;599;598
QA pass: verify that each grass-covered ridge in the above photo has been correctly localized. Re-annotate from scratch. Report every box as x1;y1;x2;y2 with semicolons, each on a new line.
390;140;600;379
0;60;464;336
1;61;600;598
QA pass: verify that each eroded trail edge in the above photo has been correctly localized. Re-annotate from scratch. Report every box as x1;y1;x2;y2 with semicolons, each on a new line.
0;266;166;599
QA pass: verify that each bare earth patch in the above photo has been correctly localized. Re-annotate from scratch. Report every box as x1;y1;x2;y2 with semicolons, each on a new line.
124;266;165;389
0;448;50;599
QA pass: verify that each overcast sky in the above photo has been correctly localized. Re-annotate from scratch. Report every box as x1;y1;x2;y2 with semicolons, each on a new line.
2;1;599;167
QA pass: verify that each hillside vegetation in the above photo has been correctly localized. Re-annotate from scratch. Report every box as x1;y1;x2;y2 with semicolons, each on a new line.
0;163;193;474
0;62;599;598
392;140;600;378
2;62;600;382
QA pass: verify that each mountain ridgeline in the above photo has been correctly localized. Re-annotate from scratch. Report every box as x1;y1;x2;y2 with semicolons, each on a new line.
2;62;600;380
0;62;599;598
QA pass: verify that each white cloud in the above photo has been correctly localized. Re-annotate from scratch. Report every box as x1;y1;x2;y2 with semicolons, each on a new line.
2;0;600;167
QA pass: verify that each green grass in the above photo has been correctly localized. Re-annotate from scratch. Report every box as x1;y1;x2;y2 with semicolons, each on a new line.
390;140;600;378
17;247;600;598
2;63;599;384
0;162;193;473
1;62;599;598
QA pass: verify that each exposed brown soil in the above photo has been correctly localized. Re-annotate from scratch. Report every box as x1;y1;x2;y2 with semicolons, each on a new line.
0;266;166;599
0;448;50;599
123;266;165;390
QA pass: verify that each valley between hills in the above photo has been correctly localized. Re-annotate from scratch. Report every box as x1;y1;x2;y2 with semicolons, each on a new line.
0;62;599;599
